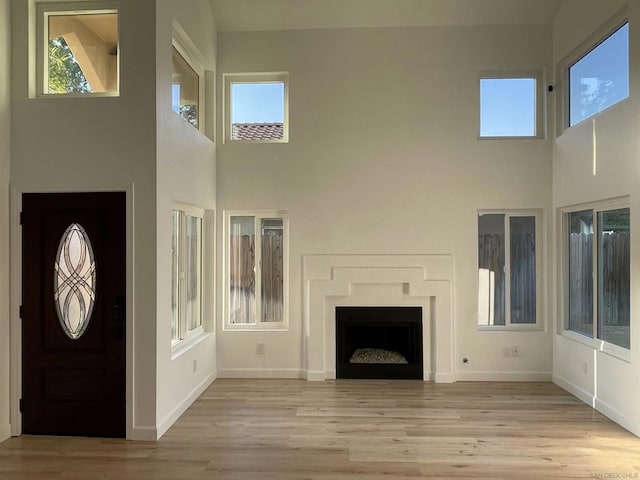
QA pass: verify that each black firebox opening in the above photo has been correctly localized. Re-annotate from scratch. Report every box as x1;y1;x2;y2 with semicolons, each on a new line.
336;306;423;380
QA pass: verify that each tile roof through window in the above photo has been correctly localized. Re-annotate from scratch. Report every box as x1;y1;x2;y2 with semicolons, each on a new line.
232;123;284;141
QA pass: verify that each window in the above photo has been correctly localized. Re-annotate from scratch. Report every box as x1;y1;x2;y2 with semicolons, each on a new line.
478;211;541;328
172;206;204;344
567;22;629;127
225;211;288;330
479;73;542;138
565;203;630;349
38;3;119;96
223;73;289;143
172;35;204;130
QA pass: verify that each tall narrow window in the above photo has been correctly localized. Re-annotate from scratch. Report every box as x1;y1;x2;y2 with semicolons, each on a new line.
40;5;119;95
597;208;630;349
171;44;203;129
565;204;630;350
172;206;205;344
226;212;288;330
478;211;540;329
568;210;594;338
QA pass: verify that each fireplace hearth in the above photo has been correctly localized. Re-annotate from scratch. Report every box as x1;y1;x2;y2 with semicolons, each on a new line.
336;306;423;380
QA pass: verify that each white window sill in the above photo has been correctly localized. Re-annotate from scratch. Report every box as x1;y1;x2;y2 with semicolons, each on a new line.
601;341;631;363
223;323;288;332
478;324;543;333
171;330;212;360
477;135;541;141
560;329;630;363
561;329;598;348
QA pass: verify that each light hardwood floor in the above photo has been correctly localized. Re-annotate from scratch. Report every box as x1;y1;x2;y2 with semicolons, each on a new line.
1;380;640;479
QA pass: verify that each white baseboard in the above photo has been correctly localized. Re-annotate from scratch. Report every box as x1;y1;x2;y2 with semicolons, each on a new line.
596;397;640;438
305;370;325;381
217;368;304;379
0;423;10;443
552;374;595;407
131;426;158;441
156;372;216;440
456;371;552;382
434;372;455;383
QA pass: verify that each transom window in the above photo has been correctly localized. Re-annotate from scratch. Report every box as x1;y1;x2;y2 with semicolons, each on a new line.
224;211;288;330
477;211;542;329
224;73;289;143
564;202;630;349
171;33;205;130
567;22;629;127
38;3;119;96
479;73;542;138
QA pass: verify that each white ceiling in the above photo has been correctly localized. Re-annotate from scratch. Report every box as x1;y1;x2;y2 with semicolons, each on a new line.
210;0;564;32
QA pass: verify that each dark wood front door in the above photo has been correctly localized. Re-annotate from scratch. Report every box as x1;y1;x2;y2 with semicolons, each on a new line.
22;192;126;437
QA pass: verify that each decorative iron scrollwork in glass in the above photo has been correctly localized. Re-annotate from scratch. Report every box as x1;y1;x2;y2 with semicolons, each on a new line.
54;223;96;339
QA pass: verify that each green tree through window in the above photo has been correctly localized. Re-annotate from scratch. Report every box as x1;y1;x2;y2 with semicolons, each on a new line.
48;37;91;93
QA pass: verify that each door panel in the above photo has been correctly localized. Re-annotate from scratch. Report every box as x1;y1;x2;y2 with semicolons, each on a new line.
22;192;126;437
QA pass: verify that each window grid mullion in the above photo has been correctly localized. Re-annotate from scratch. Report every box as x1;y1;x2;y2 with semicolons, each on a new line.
255;216;263;325
504;215;512;327
179;212;188;340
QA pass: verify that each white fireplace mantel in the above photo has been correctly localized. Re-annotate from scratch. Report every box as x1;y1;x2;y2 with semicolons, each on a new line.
302;254;455;382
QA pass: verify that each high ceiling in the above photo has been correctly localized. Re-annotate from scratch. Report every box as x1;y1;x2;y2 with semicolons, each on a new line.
210;0;564;32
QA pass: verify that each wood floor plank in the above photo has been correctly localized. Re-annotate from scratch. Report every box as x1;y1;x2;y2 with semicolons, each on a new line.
1;379;640;479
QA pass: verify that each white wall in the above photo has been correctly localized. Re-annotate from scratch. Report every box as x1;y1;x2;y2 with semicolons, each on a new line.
10;0;158;439
552;0;640;436
216;25;554;380
0;0;11;443
154;0;217;438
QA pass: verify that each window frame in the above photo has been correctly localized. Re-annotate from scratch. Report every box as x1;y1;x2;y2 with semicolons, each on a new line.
223;72;290;144
36;1;120;98
477;209;544;331
559;198;630;359
171;203;206;349
223;210;289;331
556;9;629;134
478;71;544;140
172;24;206;132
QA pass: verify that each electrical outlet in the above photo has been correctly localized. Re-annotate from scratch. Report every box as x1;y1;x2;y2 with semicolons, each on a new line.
256;343;265;355
503;346;511;357
511;345;520;357
193;359;197;372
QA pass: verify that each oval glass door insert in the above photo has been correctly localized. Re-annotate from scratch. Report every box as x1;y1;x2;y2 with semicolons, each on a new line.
54;223;96;339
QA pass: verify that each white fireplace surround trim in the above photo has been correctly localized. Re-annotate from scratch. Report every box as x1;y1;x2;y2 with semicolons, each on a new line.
302;254;455;383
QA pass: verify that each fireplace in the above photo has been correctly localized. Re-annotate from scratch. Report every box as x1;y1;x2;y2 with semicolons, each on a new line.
336;306;423;380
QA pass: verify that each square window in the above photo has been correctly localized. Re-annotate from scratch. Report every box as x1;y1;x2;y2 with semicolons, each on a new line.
568;22;629;127
480;77;538;138
224;73;289;143
40;6;119;96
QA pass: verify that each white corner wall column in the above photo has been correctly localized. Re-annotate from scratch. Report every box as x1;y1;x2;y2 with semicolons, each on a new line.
0;0;10;443
302;254;455;382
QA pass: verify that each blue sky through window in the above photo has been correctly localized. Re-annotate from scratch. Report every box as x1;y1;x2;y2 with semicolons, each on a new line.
569;23;629;126
480;78;536;137
231;82;285;124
